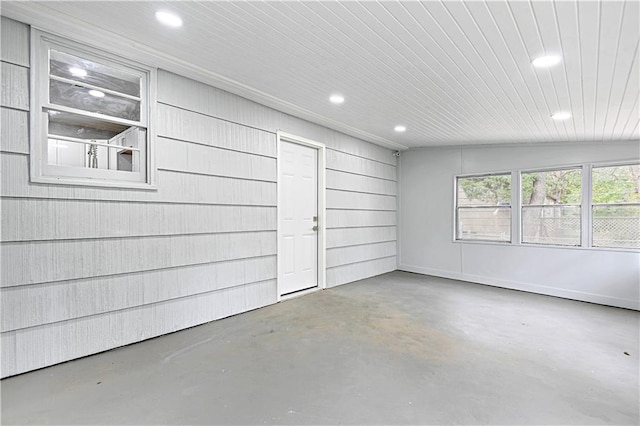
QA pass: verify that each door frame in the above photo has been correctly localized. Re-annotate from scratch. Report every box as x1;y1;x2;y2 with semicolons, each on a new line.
276;131;326;302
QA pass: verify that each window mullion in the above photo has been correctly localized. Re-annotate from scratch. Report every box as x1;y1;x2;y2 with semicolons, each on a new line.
512;170;520;245
49;75;142;102
43;104;145;127
583;164;592;248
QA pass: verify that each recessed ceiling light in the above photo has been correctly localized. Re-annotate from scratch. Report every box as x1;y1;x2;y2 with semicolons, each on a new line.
551;111;571;120
394;125;406;132
88;90;105;98
329;94;344;104
532;55;562;68
69;67;87;77
155;10;183;28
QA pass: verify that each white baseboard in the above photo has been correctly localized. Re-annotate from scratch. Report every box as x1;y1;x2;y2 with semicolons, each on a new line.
398;264;640;311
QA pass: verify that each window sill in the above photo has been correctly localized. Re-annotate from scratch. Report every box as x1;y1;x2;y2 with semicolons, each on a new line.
30;174;157;190
453;239;639;253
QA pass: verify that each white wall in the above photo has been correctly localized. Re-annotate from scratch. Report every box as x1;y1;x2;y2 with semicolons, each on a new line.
398;141;640;310
0;17;397;377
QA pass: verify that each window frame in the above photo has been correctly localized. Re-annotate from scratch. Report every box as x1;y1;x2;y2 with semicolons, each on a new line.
453;160;639;252
454;172;513;243
519;166;583;247
30;29;157;189
590;161;640;249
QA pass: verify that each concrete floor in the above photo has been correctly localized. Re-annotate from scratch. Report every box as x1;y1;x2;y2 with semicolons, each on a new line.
2;271;639;425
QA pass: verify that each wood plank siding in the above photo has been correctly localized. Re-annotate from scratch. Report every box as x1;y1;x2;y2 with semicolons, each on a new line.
0;16;397;377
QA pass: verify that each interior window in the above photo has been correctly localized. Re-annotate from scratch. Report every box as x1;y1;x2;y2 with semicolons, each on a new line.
32;30;155;187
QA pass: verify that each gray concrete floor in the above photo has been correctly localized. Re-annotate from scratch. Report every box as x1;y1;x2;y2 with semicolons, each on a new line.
2;271;639;425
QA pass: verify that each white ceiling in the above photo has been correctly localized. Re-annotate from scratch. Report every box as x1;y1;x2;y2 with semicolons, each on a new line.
3;1;639;149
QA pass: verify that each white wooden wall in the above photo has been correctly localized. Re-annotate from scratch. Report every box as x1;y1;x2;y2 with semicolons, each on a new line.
0;17;397;377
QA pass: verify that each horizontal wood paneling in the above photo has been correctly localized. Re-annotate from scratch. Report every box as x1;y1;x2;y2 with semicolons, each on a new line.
157;103;276;157
1;256;276;332
326;209;396;228
1;62;29;110
327;149;396;181
0;18;396;378
326;226;396;249
0;107;29;154
322;134;397;166
2;279;276;377
1;332;16;376
157;70;264;124
326;189;396;211
1;199;275;241
2;231;276;287
327;169;397;196
157;71;397;165
1;154;277;205
327;241;396;268
326;256;396;288
157;137;276;182
0;17;29;66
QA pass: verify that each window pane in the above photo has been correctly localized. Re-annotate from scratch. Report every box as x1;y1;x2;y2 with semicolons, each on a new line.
593;205;640;248
47;137;143;172
457;207;511;242
48;138;86;168
592;164;640;204
50;49;140;97
50;80;141;121
521;169;581;206
522;206;581;246
47;109;130;139
46;110;144;173
457;175;511;206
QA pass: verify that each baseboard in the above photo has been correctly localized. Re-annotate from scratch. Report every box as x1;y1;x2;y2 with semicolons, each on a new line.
398;264;640;311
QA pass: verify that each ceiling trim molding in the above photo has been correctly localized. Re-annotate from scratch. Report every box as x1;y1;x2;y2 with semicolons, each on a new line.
406;139;640;151
1;3;408;151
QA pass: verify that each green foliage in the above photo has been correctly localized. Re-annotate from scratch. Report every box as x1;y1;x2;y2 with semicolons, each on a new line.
521;169;582;205
459;175;511;205
459;165;640;208
592;165;639;204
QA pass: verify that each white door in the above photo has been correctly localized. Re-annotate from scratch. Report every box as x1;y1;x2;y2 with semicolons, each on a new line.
279;140;318;296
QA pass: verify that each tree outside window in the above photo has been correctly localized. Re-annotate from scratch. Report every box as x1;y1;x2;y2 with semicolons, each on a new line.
456;174;511;242
592;164;640;249
521;169;582;246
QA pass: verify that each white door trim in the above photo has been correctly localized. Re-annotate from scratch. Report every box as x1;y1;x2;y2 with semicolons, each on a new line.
276;131;326;302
